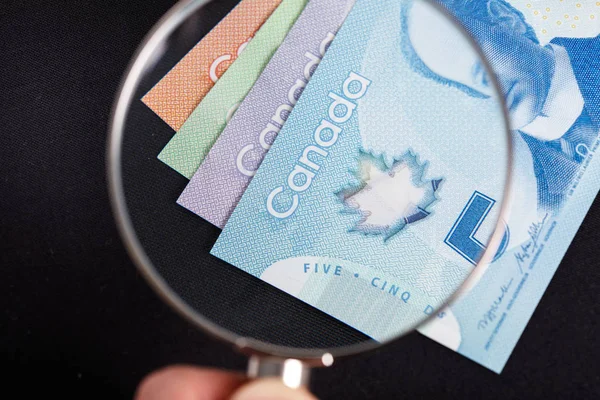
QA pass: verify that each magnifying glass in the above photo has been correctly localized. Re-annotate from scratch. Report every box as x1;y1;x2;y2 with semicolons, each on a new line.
108;0;512;391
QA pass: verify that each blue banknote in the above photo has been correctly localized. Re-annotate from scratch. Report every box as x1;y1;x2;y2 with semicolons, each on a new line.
212;0;511;343
417;0;600;372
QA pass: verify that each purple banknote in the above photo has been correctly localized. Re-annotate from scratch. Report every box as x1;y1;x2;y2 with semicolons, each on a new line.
178;0;356;228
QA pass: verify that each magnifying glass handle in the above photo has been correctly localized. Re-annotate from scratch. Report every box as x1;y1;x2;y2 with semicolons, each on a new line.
247;356;312;389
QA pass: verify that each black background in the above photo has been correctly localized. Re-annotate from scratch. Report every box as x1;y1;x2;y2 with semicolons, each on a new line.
1;0;599;398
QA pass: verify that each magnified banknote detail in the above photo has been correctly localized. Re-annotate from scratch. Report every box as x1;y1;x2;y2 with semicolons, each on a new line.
337;151;443;240
418;0;600;372
142;0;282;130
212;0;509;343
158;0;308;179
178;0;357;228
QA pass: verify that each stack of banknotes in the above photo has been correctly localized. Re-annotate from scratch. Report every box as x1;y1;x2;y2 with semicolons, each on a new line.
142;0;600;373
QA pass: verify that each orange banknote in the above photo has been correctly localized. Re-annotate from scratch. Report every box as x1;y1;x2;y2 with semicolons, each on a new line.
142;0;282;131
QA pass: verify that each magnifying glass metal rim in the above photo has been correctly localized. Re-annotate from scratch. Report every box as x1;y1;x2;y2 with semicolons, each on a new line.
107;0;514;367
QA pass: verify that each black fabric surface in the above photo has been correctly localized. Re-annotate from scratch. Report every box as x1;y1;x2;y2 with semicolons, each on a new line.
1;0;599;398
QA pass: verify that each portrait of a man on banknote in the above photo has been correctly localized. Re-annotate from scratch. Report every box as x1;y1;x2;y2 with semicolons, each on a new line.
406;0;600;359
404;0;600;214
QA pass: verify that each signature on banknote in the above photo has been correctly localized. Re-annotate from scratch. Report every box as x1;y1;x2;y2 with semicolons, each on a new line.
477;278;514;331
514;214;549;273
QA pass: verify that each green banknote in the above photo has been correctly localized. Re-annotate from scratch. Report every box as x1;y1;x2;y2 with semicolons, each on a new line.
158;0;308;178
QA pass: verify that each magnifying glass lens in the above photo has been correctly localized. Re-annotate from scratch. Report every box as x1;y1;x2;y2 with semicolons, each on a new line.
110;0;511;360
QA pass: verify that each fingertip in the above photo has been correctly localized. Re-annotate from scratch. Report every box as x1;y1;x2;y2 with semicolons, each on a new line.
136;366;245;400
231;378;318;400
135;366;192;400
